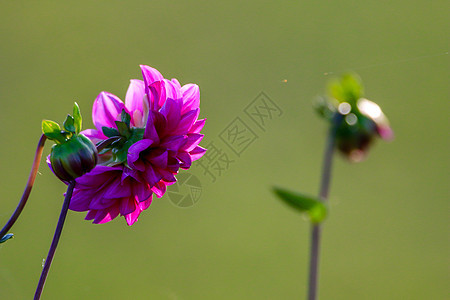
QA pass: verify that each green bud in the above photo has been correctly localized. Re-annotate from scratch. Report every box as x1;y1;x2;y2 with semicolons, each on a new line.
50;134;98;181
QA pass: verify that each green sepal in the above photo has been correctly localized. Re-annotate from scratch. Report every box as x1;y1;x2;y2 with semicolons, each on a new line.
0;233;14;244
98;148;111;155
115;121;131;138
102;127;145;166
42;120;66;144
63;114;76;133
273;187;328;223
73;102;82;134
112;145;129;165
102;126;120;138
121;109;131;128
111;136;126;147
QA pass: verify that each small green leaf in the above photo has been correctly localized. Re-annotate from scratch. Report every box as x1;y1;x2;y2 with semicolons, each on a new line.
273;187;327;223
102;126;120;138
0;233;14;244
42;119;60;134
313;96;337;120
121;109;131;128
115;121;130;138
328;73;363;104
73;102;82;134
42;120;66;143
63;114;76;133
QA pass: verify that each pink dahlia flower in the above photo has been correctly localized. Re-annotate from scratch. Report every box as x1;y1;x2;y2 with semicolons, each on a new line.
69;65;206;225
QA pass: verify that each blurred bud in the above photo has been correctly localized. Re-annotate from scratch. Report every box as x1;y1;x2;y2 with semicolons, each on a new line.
316;74;393;162
43;103;98;181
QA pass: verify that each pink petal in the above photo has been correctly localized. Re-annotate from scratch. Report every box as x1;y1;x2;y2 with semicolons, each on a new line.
119;197;138;216
190;119;206;134
70;189;94;211
139;196;153;211
173;109;199;135
140;65;164;87
124;207;141;226
152;111;167;136
190;146;207;161
159;98;182;132
143;166;163;188
103;178;132;199
88;194;117;210
167;156;181;173
163;79;182;100
92;92;126;131
133;182;152;202
158;169;177;182
125;79;146;127
171;78;181;89
177;151;192;169
121;167;143;183
182;134;204;152
93;206;120;224
75;166;122;187
80;129;106;144
148;81;166;111
85;210;97;220
151;182;166;198
144;111;164;143
148;149;168;169
128;139;153;170
181;84;200;114
129;158;146;173
160;135;186;152
141;65;164;110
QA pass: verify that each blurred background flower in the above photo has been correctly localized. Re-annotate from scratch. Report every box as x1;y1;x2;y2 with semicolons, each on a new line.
315;73;394;162
0;1;447;299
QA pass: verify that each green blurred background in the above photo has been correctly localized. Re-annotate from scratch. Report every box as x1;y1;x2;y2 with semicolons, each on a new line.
0;1;448;299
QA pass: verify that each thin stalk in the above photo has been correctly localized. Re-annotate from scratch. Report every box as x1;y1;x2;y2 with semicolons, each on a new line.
0;134;47;239
34;181;75;300
307;114;341;300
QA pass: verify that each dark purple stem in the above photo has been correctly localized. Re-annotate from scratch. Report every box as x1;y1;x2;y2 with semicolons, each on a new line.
34;181;75;300
0;134;47;239
307;114;341;300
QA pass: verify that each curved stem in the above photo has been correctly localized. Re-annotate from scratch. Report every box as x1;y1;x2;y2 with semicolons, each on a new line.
307;114;341;300
34;181;75;300
0;134;47;238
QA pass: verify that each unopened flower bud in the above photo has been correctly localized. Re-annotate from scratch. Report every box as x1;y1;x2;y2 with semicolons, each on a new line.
43;102;98;181
49;134;98;181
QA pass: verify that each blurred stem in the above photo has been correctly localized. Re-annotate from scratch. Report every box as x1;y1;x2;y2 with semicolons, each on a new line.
307;114;341;300
34;181;75;300
0;134;47;239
